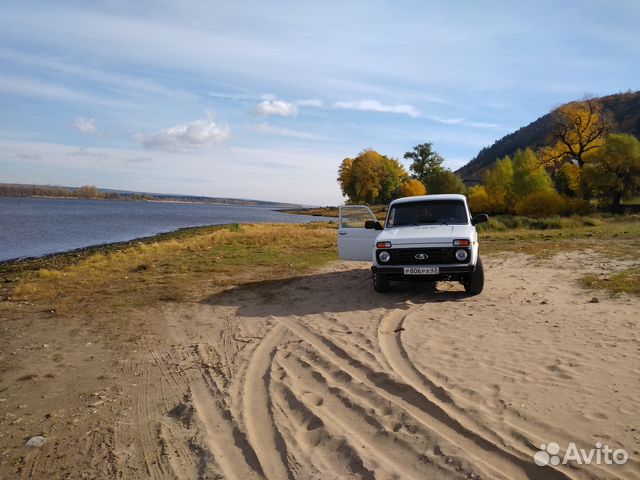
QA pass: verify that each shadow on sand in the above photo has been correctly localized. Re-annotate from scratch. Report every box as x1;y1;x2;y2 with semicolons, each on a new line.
202;266;469;317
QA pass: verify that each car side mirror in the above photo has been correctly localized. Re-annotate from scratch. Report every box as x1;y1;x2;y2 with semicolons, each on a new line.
471;213;489;226
365;220;383;230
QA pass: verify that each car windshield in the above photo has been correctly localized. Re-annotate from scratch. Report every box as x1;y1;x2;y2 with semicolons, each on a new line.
386;200;469;227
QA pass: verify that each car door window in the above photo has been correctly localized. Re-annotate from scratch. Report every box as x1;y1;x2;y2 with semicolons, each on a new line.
340;206;377;228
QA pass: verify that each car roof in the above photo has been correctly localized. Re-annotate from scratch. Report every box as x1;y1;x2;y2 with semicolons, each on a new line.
390;194;467;206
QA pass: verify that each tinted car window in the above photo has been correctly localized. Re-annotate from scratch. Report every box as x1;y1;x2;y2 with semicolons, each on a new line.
387;200;468;227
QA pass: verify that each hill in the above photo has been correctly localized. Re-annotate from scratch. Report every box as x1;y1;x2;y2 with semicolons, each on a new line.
456;91;640;183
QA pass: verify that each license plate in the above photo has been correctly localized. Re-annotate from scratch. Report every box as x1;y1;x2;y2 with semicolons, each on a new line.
404;266;439;275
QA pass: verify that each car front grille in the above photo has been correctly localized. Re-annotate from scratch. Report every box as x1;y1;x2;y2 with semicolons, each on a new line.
378;247;465;265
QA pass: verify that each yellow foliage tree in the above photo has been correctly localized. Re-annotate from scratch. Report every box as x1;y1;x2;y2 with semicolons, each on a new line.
399;179;427;197
482;156;513;213
337;150;407;203
539;97;611;170
467;185;492;213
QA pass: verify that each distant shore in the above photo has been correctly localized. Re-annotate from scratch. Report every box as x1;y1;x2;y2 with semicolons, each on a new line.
0;183;298;208
281;205;388;220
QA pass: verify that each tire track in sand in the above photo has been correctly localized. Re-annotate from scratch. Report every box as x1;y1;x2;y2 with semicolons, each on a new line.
275;313;574;480
242;323;292;480
377;300;580;480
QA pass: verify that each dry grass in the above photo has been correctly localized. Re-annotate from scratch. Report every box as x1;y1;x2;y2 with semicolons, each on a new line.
580;267;640;296
480;215;640;259
6;223;337;313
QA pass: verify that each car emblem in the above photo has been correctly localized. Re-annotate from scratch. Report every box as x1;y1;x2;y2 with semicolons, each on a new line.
415;253;428;260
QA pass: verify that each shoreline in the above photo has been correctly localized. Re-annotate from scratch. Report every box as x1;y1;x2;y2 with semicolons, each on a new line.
1;213;336;268
0;223;227;269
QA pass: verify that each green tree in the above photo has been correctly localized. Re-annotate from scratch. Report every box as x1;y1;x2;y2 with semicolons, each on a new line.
511;148;554;198
379;157;407;203
424;169;466;194
583;134;640;213
482;156;513;213
337;150;407;204
404;142;445;180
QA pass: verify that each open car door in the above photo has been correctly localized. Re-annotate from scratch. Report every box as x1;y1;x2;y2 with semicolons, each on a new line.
338;205;380;261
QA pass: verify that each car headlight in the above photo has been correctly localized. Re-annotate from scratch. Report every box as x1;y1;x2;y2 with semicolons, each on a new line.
378;251;391;263
455;249;468;262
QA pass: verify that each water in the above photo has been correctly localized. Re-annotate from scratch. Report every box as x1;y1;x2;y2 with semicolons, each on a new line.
0;197;333;262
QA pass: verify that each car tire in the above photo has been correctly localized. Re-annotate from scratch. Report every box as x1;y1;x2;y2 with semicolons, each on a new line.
373;270;390;292
464;256;484;295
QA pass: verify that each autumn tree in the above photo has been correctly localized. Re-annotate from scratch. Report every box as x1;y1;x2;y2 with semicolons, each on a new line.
512;148;554;198
539;97;612;170
553;162;581;197
467;185;492;213
76;185;100;198
482;156;513;213
378;156;407;202
337;150;407;204
583;133;640;213
399;179;427;197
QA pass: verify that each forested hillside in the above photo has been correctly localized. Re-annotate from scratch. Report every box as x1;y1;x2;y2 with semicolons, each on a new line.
457;91;640;182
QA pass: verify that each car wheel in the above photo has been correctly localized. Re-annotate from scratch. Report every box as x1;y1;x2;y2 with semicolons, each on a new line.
464;257;484;295
373;270;390;292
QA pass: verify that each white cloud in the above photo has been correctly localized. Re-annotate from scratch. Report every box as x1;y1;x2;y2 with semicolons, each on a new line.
296;99;324;108
252;122;328;141
332;100;419;117
467;121;501;129
254;99;298;117
430;116;465;125
135;116;230;152
426;115;504;130
73;117;96;133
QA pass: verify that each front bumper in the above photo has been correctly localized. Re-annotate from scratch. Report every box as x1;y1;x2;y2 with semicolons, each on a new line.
372;264;474;281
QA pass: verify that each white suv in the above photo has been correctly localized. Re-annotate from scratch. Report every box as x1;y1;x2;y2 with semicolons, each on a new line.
338;194;488;294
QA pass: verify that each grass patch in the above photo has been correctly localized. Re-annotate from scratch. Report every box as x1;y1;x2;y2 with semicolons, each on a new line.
580;267;640;296
3;223;338;314
479;215;640;259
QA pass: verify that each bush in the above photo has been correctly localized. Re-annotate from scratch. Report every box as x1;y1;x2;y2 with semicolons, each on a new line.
514;191;567;217
564;198;593;215
467;185;493;214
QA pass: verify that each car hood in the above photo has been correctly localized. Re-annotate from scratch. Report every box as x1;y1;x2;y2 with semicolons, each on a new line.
377;225;473;245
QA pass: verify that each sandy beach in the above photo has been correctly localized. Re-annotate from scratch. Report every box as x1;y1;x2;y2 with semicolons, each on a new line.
2;249;638;479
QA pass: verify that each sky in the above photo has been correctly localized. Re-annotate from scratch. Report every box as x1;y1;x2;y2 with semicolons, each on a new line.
1;1;638;205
